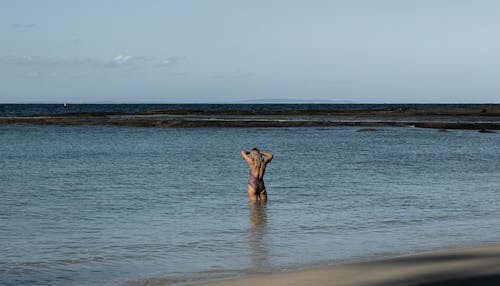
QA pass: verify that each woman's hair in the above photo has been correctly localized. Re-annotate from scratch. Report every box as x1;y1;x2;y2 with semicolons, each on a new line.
249;148;263;168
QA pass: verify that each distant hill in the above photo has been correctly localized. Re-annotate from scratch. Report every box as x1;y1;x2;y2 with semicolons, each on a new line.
234;99;355;104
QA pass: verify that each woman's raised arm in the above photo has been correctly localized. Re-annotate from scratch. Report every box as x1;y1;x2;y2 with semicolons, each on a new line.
241;150;253;165
262;152;273;163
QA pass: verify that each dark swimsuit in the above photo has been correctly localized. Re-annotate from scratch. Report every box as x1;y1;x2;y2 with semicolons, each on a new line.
249;171;266;193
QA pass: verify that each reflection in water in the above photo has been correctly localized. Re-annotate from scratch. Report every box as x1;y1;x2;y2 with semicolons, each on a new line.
247;201;268;272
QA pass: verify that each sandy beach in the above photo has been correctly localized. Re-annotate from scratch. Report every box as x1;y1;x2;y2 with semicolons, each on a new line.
194;244;500;286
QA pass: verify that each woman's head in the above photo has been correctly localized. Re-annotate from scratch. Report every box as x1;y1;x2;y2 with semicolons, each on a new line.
249;148;263;167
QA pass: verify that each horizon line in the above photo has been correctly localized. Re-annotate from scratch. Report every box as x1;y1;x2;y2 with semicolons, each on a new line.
1;102;499;105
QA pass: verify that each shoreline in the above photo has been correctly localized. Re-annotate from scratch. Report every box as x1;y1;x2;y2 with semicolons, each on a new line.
191;243;500;286
1;107;500;130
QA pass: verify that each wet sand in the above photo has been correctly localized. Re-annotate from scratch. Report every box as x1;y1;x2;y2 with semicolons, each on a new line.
194;244;500;286
1;106;500;130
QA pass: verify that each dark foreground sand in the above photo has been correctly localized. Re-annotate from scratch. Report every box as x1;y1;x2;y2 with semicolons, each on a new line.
194;244;500;286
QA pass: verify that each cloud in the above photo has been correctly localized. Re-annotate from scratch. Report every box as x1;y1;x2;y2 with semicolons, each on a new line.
11;23;36;29
0;55;128;67
0;55;178;68
112;54;132;64
25;71;40;78
155;57;178;67
209;70;255;80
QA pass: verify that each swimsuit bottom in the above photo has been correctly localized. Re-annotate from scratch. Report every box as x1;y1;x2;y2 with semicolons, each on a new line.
249;175;265;193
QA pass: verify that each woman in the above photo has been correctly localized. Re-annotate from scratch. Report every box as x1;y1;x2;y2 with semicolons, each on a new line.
241;148;273;201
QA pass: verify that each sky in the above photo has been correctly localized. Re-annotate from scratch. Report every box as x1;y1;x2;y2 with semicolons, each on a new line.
1;0;499;103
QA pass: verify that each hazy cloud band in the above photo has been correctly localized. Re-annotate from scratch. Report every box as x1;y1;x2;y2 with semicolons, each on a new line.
0;55;178;68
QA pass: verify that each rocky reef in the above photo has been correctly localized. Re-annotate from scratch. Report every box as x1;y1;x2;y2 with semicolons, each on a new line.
2;106;500;130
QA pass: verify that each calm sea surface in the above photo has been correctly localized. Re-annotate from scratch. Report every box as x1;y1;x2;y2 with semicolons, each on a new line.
1;120;500;285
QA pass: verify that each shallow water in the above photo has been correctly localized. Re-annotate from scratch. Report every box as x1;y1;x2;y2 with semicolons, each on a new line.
1;125;500;286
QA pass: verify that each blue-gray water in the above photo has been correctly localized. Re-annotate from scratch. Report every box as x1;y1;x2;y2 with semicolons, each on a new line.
1;124;500;286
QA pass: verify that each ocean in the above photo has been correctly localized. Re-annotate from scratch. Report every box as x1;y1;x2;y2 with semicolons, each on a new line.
1;104;500;285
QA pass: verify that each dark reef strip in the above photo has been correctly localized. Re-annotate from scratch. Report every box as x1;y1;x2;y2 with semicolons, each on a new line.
1;117;500;130
36;106;500;117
